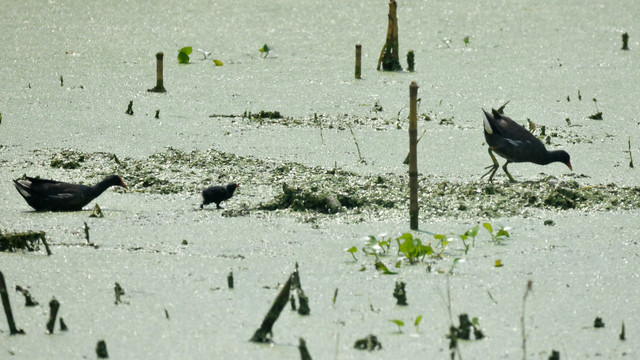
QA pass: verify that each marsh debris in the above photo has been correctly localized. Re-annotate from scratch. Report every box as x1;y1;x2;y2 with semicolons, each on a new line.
46;298;60;334
260;183;346;214
549;350;560;360
297;289;310;316
290;294;296;311
298;338;312;360
354;334;382;351
59;317;68;331
90;204;104;218
15;285;38;306
0;230;49;254
50;149;85;169
114;283;126;305
227;271;234;289
393;281;408;306
36;147;640;221
250;272;293;343
447;313;484;345
96;340;109;358
125;100;134;115
622;32;629;50
594;317;605;328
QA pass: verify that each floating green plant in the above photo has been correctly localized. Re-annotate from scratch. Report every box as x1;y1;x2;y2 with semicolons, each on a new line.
396;233;433;264
346;246;358;261
375;260;397;275
389;319;404;333
259;44;270;57
177;46;192;64
483;222;510;245
414;315;423;331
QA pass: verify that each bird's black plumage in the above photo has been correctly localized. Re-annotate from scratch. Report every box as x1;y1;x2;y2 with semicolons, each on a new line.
482;109;572;181
13;175;127;211
201;183;239;209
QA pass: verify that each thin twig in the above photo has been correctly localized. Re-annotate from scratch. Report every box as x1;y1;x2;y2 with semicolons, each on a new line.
347;122;364;163
521;280;533;360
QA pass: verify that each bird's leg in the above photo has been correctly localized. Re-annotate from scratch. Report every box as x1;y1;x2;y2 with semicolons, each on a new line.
502;161;515;182
481;147;500;181
216;203;223;209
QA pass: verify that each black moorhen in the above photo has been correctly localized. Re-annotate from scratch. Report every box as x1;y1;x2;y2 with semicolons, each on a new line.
201;183;239;209
482;109;572;181
13;175;127;211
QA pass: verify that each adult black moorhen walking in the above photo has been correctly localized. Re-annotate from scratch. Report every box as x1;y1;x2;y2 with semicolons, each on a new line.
482;109;572;181
201;183;239;209
13;175;127;211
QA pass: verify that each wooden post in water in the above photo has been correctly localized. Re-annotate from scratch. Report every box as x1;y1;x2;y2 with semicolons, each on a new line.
408;81;419;230
148;52;167;93
355;44;362;79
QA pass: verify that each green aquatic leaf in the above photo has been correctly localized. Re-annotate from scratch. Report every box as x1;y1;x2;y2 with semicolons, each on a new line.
375;260;397;275
178;46;192;63
414;315;423;327
346;246;358;261
482;222;493;234
496;229;510;238
212;59;223;66
177;52;190;64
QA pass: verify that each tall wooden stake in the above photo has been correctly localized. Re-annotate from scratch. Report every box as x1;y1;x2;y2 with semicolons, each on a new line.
409;81;419;230
355;44;362;79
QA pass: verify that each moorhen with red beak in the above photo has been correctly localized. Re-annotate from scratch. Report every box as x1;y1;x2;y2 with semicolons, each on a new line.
13;175;127;211
482;109;572;181
201;183;239;209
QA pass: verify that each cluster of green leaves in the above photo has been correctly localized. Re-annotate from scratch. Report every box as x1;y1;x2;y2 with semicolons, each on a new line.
346;222;511;272
396;233;433;265
389;315;423;333
482;223;510;245
178;46;223;66
346;232;441;271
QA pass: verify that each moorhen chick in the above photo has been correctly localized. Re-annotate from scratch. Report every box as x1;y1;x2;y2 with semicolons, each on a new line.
482;109;572;181
201;183;239;209
13;175;127;211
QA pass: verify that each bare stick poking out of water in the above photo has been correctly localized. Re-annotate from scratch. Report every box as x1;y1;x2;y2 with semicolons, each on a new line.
355;44;362;79
0;271;25;335
408;81;419;230
521;280;533;360
347;122;364;163
250;272;293;343
227;271;234;289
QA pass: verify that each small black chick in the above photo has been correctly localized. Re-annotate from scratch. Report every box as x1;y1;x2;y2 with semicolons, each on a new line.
201;183;239;209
